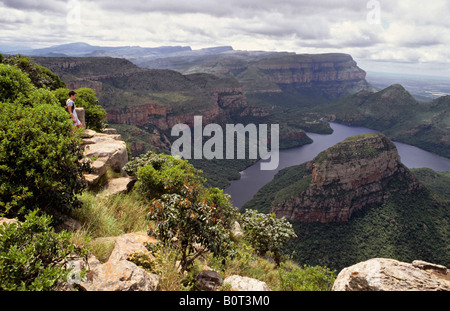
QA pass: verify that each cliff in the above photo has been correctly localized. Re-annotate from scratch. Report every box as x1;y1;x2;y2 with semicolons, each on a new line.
33;57;251;131
271;133;423;223
141;52;376;98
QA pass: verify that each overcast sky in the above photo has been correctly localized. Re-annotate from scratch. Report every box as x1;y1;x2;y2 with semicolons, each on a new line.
1;0;450;77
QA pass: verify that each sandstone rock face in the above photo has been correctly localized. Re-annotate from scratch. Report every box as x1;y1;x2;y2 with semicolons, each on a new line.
76;232;161;291
223;275;271;291
271;134;423;223
82;131;128;174
332;258;450;291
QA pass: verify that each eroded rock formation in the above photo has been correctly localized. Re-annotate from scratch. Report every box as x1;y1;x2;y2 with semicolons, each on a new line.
271;134;423;223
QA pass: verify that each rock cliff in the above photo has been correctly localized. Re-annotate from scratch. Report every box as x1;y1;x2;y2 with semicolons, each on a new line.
271;133;423;223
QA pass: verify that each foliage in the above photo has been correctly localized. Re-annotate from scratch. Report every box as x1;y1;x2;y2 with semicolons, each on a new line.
53;87;107;131
240;209;297;265
147;183;235;271
278;263;336;291
0;63;35;104
0;76;87;218
126;152;205;200
0;54;65;90
0;210;88;291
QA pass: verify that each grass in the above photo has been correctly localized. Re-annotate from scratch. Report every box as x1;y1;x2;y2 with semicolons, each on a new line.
67;188;336;291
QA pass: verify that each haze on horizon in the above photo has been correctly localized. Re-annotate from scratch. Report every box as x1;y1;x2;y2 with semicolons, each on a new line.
1;0;449;78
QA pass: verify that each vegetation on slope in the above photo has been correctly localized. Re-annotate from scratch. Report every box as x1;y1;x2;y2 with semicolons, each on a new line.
0;56;335;290
243;159;450;272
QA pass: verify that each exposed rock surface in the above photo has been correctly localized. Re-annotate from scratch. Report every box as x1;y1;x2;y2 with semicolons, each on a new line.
271;134;423;223
73;232;160;291
332;258;450;291
223;275;271;291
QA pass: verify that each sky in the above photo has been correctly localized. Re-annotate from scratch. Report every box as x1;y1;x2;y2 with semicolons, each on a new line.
1;0;450;77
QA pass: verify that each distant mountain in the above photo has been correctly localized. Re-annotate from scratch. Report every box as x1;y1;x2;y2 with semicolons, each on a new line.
5;42;193;58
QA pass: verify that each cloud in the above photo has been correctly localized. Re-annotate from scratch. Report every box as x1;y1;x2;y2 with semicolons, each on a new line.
1;0;449;76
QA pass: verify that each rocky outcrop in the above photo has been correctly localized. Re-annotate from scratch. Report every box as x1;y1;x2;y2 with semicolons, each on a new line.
271;134;423;223
73;232;161;291
82;129;128;178
223;275;271;291
332;258;450;291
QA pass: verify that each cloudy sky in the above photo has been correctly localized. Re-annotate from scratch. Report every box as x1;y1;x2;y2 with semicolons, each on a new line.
1;0;450;77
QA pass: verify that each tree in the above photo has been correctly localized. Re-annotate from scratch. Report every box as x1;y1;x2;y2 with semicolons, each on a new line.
240;210;297;265
147;183;235;271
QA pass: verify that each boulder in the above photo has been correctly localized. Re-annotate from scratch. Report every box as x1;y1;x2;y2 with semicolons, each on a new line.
79;259;160;291
332;258;450;291
196;270;223;291
73;232;160;291
82;131;128;174
108;232;157;262
99;177;136;198
223;275;271;291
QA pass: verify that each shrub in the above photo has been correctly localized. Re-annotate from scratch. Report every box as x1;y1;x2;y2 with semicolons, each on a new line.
0;210;88;291
147;183;235;271
0;54;65;90
278;264;337;291
240;209;297;265
0;102;87;218
0;63;35;104
126;152;205;200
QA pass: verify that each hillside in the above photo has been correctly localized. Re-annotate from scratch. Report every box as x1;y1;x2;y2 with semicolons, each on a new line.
243;134;450;271
314;84;450;158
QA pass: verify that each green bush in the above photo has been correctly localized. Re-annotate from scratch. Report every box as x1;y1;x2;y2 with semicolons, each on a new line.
0;102;87;218
0;63;35;104
0;54;65;90
0;210;88;291
126;152;205;200
278;263;336;291
240;210;297;265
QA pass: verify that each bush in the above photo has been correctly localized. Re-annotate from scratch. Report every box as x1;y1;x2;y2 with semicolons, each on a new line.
0;63;35;104
278;264;337;291
0;210;88;291
147;183;235;272
126;152;205;200
0;102;87;218
0;54;65;90
240;210;297;265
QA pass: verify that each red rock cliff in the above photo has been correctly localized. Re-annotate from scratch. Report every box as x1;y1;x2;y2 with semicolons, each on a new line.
271;134;423;223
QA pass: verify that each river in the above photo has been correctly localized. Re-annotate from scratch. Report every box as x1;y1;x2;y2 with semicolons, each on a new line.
224;122;450;208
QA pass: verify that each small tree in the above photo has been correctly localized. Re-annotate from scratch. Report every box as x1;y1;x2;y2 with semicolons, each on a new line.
147;183;235;271
240;209;297;265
